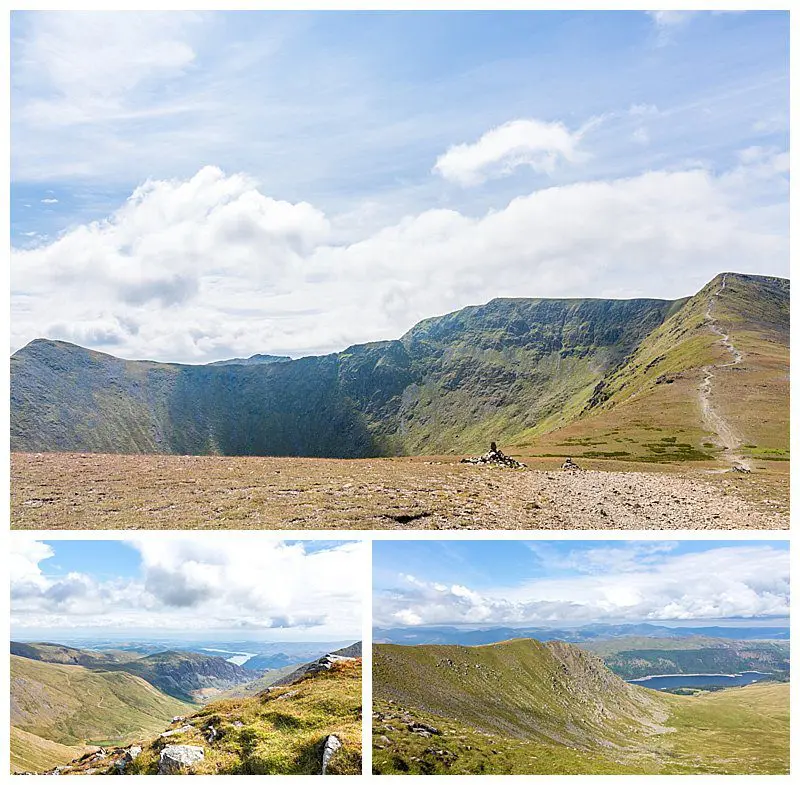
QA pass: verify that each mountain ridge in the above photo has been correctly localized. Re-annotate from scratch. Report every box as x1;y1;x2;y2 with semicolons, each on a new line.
10;272;789;461
373;638;789;774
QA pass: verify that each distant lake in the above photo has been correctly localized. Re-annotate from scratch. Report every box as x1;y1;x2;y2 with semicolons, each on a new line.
629;671;774;691
200;647;257;666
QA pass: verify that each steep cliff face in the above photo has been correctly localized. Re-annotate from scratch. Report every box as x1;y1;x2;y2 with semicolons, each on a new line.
10;273;789;459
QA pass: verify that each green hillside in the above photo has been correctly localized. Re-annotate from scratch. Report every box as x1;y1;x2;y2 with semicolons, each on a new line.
219;665;300;699
373;640;789;774
122;658;362;775
32;657;363;776
11;641;142;667
10;726;89;774
102;650;255;702
10;655;192;751
10;272;788;460
523;272;789;462
580;636;790;680
11;643;255;703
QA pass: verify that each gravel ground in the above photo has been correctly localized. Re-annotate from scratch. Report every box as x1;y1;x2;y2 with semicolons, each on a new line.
11;453;787;530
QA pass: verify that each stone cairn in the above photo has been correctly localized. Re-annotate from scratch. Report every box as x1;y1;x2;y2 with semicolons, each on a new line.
461;442;526;469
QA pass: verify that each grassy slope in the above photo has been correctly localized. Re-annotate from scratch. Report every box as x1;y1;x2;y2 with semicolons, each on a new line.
580;636;790;679
10;641;142;667
11;299;676;458
10;655;192;749
123;659;362;775
390;296;676;455
515;273;788;463
372;641;789;775
220;665;305;699
708;273;789;456
10;726;89;774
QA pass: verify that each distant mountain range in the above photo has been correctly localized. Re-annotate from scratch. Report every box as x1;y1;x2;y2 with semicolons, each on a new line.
373;622;791;646
10;272;789;462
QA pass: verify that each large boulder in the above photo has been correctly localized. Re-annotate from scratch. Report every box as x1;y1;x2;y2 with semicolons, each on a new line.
158;745;205;775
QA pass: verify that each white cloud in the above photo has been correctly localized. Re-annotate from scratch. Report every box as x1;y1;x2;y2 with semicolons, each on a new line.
433;118;587;186
13;12;201;127
10;151;787;363
40;198;58;204
374;545;789;627
11;538;364;639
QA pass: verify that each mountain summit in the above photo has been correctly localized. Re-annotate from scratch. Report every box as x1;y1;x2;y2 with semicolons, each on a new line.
10;272;788;463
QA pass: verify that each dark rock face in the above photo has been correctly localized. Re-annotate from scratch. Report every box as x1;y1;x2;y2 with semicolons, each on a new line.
11;273;788;458
107;651;255;701
10;295;678;457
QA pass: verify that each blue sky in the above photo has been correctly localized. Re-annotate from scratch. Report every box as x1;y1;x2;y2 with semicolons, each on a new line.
10;538;363;639
373;540;790;627
10;10;789;362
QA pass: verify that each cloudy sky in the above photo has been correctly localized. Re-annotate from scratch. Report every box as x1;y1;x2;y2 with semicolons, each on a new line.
373;540;790;628
10;10;788;362
10;537;364;640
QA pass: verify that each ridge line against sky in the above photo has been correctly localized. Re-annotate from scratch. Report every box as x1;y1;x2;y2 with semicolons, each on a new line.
372;540;790;628
10;10;788;363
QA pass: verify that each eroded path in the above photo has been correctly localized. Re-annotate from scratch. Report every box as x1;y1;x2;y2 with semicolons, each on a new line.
699;274;750;470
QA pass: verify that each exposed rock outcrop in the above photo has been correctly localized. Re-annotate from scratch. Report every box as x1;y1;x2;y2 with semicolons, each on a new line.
461;443;526;469
268;642;362;689
321;734;342;775
158;745;205;775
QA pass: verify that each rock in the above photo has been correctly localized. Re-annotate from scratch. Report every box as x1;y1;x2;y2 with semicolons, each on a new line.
731;464;751;474
171;716;186;724
158;745;205;775
161;724;192;738
408;721;440;736
276;689;300;701
125;746;143;762
205;725;219;743
232;721;244;727
321;734;342;775
561;457;582;471
460;443;526;469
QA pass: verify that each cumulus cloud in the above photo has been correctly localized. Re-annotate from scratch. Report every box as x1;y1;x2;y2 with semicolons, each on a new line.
433;118;589;186
11;538;364;638
374;545;789;627
10;151;788;363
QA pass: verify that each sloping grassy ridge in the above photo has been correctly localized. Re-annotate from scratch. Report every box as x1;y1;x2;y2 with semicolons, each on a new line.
373;640;789;774
10;655;192;749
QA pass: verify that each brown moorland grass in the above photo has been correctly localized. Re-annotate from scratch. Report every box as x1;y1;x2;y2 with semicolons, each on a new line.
11;451;787;530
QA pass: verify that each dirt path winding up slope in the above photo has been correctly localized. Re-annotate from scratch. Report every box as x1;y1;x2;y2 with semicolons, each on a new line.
699;274;750;470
